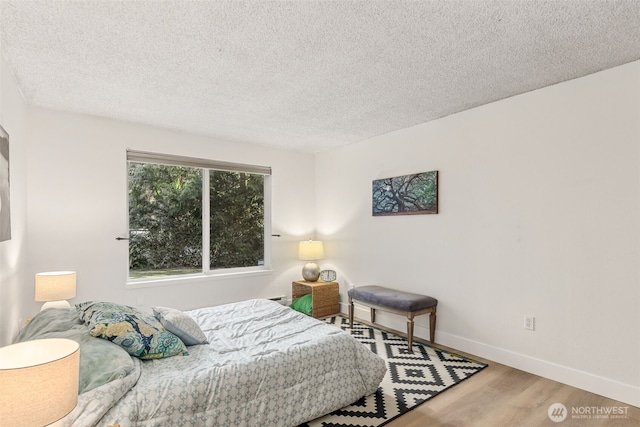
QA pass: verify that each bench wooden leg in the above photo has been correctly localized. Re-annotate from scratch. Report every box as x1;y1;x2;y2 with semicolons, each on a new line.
430;310;436;343
348;297;354;328
407;313;415;351
407;313;413;352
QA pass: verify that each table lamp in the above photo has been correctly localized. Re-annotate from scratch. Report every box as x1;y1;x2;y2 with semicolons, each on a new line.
298;240;324;282
0;338;80;426
35;271;77;311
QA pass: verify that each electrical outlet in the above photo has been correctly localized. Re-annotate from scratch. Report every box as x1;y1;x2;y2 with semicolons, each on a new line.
524;315;535;331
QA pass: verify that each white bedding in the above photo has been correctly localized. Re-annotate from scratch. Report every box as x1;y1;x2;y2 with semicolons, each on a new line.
64;299;386;426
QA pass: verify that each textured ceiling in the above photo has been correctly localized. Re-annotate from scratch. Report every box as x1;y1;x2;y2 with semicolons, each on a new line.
1;1;639;153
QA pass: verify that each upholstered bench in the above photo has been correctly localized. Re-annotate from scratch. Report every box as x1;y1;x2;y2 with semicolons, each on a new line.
348;285;437;349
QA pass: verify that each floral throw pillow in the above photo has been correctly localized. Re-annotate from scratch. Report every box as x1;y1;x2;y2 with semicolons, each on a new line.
76;301;188;359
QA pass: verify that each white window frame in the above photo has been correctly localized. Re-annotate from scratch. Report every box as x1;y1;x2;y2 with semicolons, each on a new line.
125;150;272;288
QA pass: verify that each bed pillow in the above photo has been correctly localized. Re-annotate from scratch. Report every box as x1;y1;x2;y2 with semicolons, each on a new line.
152;306;208;346
290;293;313;316
17;307;135;393
76;301;188;359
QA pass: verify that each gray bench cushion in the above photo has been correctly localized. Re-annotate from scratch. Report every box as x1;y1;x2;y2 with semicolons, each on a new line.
348;285;437;312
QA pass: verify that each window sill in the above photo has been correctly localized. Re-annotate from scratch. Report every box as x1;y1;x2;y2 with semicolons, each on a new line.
125;268;273;289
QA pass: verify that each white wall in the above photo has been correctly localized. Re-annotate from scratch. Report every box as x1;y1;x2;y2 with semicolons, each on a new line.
316;61;640;406
0;54;29;346
22;108;315;324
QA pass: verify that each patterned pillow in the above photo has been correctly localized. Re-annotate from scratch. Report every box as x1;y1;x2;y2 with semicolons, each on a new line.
76;301;188;359
152;306;209;346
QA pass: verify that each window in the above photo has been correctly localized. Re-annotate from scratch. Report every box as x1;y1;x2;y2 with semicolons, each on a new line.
127;150;271;281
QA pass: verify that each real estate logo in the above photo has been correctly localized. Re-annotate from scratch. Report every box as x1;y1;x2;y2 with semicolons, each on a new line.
548;403;630;423
548;403;568;422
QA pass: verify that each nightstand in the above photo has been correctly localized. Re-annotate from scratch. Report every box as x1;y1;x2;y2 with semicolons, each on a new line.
292;281;339;318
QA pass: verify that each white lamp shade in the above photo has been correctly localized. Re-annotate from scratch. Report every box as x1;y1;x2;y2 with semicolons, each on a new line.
35;271;77;302
298;240;324;261
0;338;80;426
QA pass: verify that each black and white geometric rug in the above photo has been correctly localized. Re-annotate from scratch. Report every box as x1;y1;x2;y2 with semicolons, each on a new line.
301;316;488;427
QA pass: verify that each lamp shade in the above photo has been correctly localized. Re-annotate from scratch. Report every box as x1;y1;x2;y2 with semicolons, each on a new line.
35;271;77;302
0;338;80;426
298;240;324;261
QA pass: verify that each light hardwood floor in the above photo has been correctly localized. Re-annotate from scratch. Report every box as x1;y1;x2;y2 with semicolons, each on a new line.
349;318;640;427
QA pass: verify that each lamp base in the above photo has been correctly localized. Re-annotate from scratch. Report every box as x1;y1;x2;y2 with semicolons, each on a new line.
41;300;71;311
302;262;320;282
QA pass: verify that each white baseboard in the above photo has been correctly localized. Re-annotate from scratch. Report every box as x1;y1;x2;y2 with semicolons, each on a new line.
439;331;640;408
340;303;640;408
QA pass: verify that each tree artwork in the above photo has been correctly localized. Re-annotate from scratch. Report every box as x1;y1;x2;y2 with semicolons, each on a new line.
372;171;438;216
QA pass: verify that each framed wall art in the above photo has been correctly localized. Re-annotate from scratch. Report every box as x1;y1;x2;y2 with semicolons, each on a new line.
372;170;438;216
0;125;10;242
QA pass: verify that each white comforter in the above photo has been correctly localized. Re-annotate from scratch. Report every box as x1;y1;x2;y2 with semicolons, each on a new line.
65;299;386;427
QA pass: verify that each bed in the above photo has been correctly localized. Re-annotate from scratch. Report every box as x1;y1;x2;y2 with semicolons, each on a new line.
17;299;386;427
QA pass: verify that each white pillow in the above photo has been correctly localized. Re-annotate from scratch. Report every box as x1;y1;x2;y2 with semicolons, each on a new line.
152;306;209;346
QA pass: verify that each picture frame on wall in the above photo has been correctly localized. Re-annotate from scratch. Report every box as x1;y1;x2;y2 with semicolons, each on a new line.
0;125;10;242
372;170;438;216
